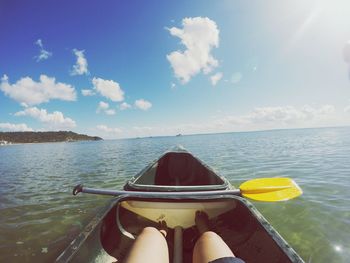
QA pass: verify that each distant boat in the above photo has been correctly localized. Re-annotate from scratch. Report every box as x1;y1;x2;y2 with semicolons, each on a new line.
176;134;182;137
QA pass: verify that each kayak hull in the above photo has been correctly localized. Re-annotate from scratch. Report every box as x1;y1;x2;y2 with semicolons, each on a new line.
57;148;304;263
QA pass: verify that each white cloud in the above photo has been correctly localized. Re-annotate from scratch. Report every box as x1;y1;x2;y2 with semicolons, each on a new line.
122;104;341;138
0;122;33;132
231;72;242;84
120;102;131;110
96;125;122;133
71;49;88;76
247;105;334;124
81;89;95;96
210;72;223;86
135;99;152;111
0;74;76;106
34;39;52;62
15;107;76;130
97;101;109;111
104;109;116;115
209;105;336;130
96;101;116;115
166;17;220;84
171;83;176;90
92;77;124;102
212;105;337;132
96;125;122;139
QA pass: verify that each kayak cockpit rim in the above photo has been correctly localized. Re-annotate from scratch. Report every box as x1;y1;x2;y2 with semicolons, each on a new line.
124;148;232;192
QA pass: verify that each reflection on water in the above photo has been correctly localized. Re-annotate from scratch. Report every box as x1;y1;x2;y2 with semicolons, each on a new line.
0;127;350;262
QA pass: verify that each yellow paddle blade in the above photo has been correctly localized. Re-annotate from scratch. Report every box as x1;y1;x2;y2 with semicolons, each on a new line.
239;178;302;202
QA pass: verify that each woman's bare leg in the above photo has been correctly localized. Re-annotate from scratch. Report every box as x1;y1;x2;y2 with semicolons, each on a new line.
193;211;235;263
124;227;169;263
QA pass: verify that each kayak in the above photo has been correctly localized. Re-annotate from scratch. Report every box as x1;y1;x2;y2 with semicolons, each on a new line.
56;147;304;263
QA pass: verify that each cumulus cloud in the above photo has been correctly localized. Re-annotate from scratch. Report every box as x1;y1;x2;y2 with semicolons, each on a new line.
124;105;340;138
210;72;223;86
92;77;124;102
210;105;337;132
15;107;76;130
71;49;88;75
120;102;131;110
97;101;109;111
0;122;33;132
81;89;95;96
97;104;347;138
96;101;116;115
134;99;152;111
246;105;335;124
209;105;335;129
104;109;116;115
96;125;122;139
167;17;219;84
34;39;52;62
96;125;122;133
0;74;76;106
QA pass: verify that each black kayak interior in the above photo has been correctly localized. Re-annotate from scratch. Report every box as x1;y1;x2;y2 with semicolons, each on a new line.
125;152;229;190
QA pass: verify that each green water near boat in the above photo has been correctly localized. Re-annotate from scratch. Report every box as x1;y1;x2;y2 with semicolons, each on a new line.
0;127;349;262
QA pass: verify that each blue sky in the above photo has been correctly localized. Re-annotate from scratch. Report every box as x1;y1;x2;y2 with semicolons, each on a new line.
1;0;350;138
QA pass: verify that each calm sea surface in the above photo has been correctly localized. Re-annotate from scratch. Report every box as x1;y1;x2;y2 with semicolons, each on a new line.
0;127;349;262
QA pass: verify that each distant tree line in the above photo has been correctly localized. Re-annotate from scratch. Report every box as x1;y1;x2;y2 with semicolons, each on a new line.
0;131;103;143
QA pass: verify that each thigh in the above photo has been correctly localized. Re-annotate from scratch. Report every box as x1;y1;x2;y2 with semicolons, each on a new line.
193;231;235;263
124;227;169;263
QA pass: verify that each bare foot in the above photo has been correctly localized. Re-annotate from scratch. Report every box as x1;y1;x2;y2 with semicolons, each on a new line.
195;211;210;235
158;220;168;237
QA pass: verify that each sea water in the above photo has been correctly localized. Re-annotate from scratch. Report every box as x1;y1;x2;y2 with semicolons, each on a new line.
0;127;349;262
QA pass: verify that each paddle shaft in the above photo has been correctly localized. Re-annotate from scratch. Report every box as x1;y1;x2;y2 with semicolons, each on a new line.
73;177;302;202
73;185;241;197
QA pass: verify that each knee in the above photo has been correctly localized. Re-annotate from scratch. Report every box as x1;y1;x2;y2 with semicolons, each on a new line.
140;227;164;239
198;231;220;241
142;226;160;235
194;231;235;261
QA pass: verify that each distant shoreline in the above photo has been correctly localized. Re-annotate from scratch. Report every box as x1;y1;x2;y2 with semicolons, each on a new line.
0;140;102;147
0;131;103;145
